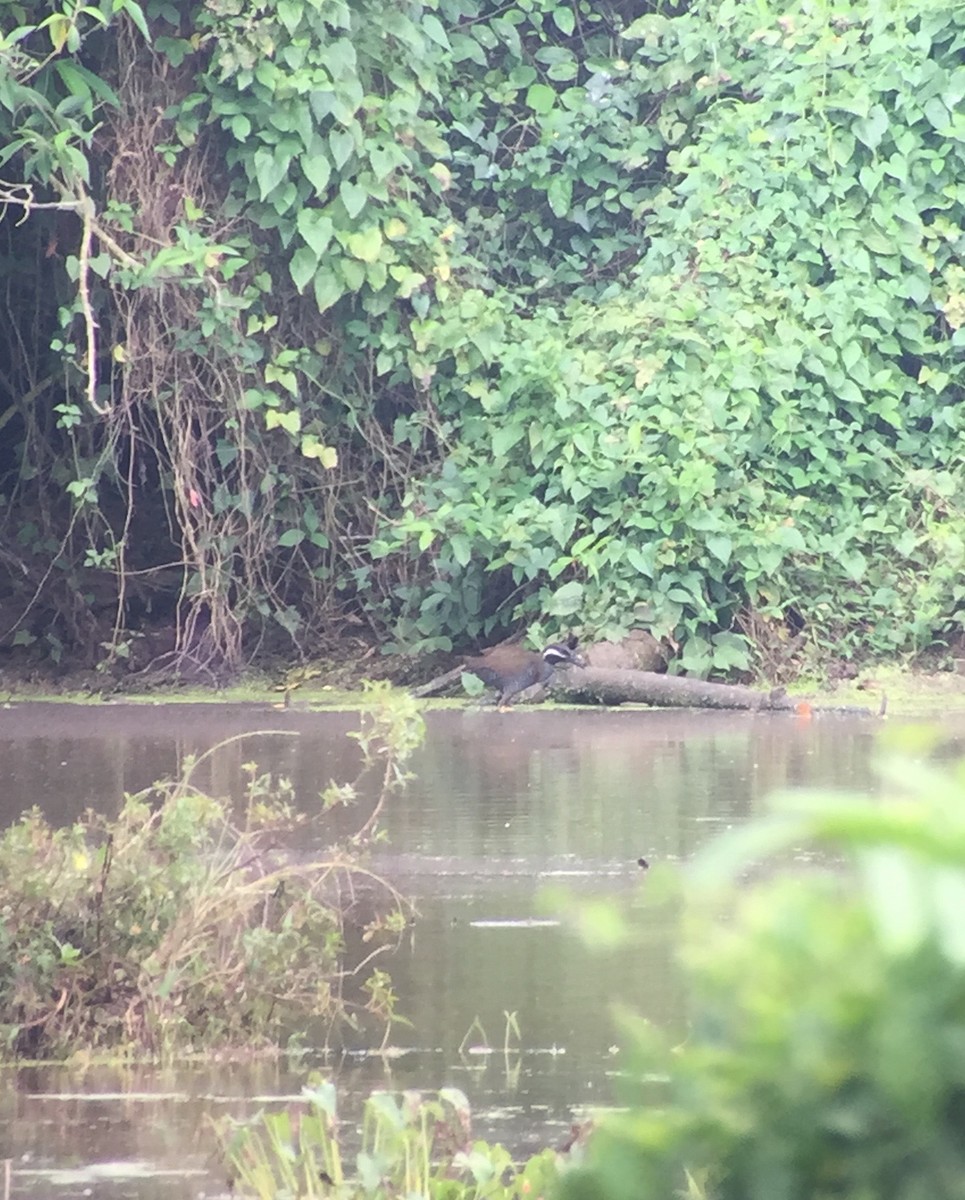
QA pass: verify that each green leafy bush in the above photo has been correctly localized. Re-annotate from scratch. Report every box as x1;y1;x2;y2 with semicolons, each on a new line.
0;684;423;1057
377;0;965;672
561;736;965;1200
1;0;963;677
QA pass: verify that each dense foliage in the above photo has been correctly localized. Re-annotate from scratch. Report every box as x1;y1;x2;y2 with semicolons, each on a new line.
562;738;965;1200
0;0;962;678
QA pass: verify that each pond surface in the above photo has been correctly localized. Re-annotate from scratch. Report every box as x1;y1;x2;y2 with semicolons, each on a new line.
0;700;949;1197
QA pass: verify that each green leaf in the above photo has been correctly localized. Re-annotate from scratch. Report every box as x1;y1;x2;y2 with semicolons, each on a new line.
853;104;888;151
278;528;305;547
711;632;750;671
368;144;398;181
301;153;331;193
265;409;301;435
621;13;669;40
841;341;862;371
339;180;367;218
924;95;949;131
706;533;732;566
896;273;930;304
301;435;338;468
547;175;572;218
289;245;317;292
325;38;357;76
277;0;303;35
54;60;120;108
547;580;584;616
393;268;426;299
43;12;70;51
829;132;855;167
345;226;383;263
626;544;656;578
552;6;575;36
313;270;343;313
836;377;864;406
116;0;150;40
450;533;471;567
774;524;806;553
525;83;556;115
450;32;487;66
253;147;290;201
461;670;487;697
52;60;92;112
547;57;578;82
422;13;450;48
296;209;333;257
341;258;365;291
492;424;525;457
329;127;355;170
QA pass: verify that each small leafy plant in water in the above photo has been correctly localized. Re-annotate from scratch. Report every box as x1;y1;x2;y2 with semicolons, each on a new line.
222;1080;565;1200
0;683;423;1058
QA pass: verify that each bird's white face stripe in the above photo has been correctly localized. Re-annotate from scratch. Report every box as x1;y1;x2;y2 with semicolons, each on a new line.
543;644;574;665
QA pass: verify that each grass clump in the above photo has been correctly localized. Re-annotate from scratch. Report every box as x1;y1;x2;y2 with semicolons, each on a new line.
222;1082;565;1200
0;683;422;1058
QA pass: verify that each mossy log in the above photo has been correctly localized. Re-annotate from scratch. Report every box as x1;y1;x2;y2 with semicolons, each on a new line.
551;666;791;709
553;666;878;716
415;663;879;715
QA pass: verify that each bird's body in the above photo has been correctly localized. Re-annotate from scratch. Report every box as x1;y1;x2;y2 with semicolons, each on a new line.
463;636;586;707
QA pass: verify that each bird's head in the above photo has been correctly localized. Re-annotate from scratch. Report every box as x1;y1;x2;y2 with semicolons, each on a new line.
542;638;587;669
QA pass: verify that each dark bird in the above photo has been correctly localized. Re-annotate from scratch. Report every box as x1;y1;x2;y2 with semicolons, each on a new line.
463;635;586;708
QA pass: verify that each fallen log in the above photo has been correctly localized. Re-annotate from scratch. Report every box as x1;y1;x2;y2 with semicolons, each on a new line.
413;662;880;716
411;665;465;699
553;666;878;715
552;666;791;710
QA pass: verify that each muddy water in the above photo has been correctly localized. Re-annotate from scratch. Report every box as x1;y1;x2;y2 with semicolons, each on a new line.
0;701;909;1197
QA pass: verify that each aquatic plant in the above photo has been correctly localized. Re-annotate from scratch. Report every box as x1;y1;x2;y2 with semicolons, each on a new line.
560;731;965;1200
222;1081;564;1200
0;683;423;1058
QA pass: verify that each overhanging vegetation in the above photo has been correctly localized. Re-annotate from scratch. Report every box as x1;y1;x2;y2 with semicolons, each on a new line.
0;0;962;679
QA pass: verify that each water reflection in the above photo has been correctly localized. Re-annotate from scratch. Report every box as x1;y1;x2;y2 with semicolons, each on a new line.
0;700;928;1197
382;708;880;866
